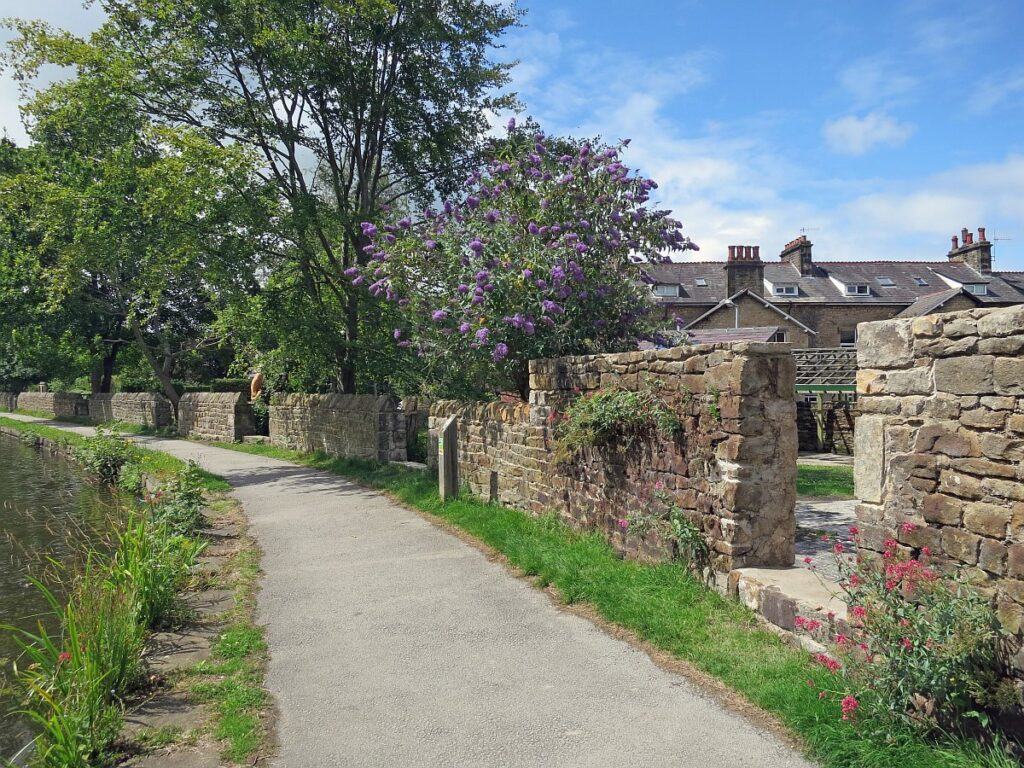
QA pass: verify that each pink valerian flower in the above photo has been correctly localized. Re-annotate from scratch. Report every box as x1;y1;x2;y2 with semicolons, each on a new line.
900;637;913;650
833;542;845;554
850;605;867;620
840;695;859;721
814;654;842;674
848;526;859;536
653;480;665;491
617;518;629;530
900;521;918;534
834;633;849;645
795;616;822;632
57;651;72;664
803;556;813;564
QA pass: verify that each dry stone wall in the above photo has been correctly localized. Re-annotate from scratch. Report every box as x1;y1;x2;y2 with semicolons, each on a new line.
270;394;407;462
0;392;17;412
178;392;255;442
86;393;173;428
855;304;1024;673
430;343;797;571
16;391;87;419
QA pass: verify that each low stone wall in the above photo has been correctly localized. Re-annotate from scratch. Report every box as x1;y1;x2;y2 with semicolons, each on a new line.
16;391;87;419
178;392;255;442
855;304;1024;675
430;343;797;572
270;394;407;462
797;398;857;455
86;393;174;428
0;391;17;412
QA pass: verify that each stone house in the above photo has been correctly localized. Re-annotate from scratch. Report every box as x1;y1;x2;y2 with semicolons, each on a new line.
643;229;1024;348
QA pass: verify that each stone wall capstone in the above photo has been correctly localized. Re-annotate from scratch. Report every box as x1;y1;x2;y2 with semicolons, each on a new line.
16;391;87;419
854;304;1024;675
178;392;255;442
429;343;797;572
86;393;174;428
270;393;406;462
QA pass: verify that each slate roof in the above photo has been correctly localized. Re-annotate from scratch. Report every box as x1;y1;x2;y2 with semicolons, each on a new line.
685;326;781;344
895;288;980;318
643;259;1024;308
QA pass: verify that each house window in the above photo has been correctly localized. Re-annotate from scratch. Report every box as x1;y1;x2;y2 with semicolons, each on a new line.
769;330;789;343
965;283;988;296
652;284;679;297
774;285;798;296
839;329;857;347
695;277;708;287
912;276;928;286
877;277;895;286
846;284;870;296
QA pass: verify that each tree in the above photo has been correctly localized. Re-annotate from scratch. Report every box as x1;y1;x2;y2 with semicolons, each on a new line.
352;122;698;398
7;0;520;393
2;58;266;408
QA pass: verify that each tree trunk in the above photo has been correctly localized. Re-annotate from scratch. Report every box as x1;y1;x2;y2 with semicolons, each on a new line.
340;291;359;394
128;316;180;412
99;346;118;393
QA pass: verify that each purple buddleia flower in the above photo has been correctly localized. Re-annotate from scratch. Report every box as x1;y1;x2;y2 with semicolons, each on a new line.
344;267;359;276
527;222;540;235
506;117;516;131
535;142;546;155
459;322;471;334
476;327;489;343
575;243;588;254
540;199;550;209
522;268;533;278
466;196;480;210
550;265;566;283
469;239;485;254
424;240;437;250
398;340;411;348
559;154;573;163
483;284;495;292
444;201;454;214
559;173;574;185
580;144;591;157
352;276;365;286
523;320;535;335
398;217;412;229
611;211;623;224
399;298;410;306
578;219;591;229
393;329;402;340
360;222;378;237
385;234;396;244
457;284;470;294
471;295;484;305
431;310;448;322
536;279;548;289
541;300;564;315
563;232;577;242
475;270;489;283
362;244;376;254
485;209;501;224
492;343;509;363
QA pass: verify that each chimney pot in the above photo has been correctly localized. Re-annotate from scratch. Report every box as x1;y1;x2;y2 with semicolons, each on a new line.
753;245;760;260
728;245;736;260
966;232;974;245
978;227;986;241
961;227;969;243
951;235;959;250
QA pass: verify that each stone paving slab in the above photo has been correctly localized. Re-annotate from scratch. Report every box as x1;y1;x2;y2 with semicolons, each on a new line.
795;499;857;582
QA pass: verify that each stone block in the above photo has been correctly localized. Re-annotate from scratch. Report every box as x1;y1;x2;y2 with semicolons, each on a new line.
857;319;914;369
977;304;1024;338
978;539;1008;576
942;527;980;564
962;502;1010;538
933;356;995;395
854;415;885;503
994;358;1024;396
922;494;962;525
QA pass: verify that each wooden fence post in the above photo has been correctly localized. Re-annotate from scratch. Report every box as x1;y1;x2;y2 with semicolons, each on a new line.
438;415;458;501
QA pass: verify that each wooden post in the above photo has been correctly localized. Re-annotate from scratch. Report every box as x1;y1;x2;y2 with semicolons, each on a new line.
438;416;458;501
814;392;826;452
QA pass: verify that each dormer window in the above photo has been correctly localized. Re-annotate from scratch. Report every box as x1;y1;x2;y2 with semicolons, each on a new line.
877;277;895;286
965;283;988;296
653;284;680;297
846;284;870;296
773;285;798;296
695;277;708;287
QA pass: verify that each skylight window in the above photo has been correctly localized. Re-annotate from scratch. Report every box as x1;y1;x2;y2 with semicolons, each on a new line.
695;277;708;287
846;284;870;296
877;277;895;286
913;276;928;286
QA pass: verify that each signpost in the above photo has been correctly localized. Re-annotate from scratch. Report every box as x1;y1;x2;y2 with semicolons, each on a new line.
438;416;458;501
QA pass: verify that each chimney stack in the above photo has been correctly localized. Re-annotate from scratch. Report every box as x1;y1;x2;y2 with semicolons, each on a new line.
948;226;992;274
779;234;814;276
724;244;765;296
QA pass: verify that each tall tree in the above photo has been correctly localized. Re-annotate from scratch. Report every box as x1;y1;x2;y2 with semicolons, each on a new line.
8;0;520;393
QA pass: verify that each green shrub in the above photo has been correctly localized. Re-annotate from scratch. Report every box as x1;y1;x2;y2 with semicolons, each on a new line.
627;483;712;581
150;462;207;536
73;431;140;485
554;386;680;462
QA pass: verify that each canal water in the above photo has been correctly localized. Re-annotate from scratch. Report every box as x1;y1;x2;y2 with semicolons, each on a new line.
0;433;115;760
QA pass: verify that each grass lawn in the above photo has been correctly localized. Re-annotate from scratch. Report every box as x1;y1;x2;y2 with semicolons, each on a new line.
797;464;855;499
210;440;1012;768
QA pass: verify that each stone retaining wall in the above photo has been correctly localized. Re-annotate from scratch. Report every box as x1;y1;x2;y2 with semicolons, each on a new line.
855;304;1024;674
16;391;87;419
86;393;174;428
430;343;797;572
0;391;17;412
270;394;406;462
178;392;255;442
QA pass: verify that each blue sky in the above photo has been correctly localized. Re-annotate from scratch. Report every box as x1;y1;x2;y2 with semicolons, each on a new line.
3;0;1023;268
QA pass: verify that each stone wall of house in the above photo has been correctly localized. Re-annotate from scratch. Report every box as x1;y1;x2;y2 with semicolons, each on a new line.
0;392;17;412
686;294;814;348
16;391;88;419
86;393;174;428
178;392;255;442
855;304;1024;674
270;394;407;462
430;343;797;572
796;398;857;455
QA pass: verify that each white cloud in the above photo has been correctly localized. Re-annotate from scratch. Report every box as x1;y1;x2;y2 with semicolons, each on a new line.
969;69;1024;114
838;57;917;108
823;112;915;155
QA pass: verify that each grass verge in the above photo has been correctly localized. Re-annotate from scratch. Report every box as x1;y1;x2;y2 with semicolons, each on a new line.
797;464;855;499
211;439;1012;768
